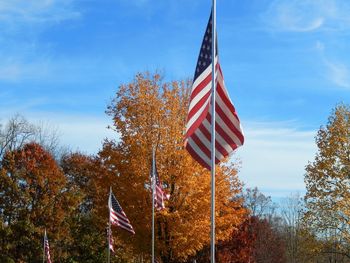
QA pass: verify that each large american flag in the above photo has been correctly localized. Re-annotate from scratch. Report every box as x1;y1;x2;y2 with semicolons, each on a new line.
151;162;170;211
108;191;135;234
44;230;52;263
184;11;244;170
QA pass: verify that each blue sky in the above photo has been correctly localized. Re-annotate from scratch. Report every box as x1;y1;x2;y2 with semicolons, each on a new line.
1;0;350;198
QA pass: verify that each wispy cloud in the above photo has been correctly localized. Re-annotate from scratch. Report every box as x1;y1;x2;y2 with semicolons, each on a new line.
0;0;81;82
325;60;350;89
0;0;80;27
314;41;350;89
263;0;350;32
237;121;316;197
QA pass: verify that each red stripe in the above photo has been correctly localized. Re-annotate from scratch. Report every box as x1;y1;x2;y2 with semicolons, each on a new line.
115;221;135;234
111;211;131;226
216;123;238;152
190;73;212;101
216;82;239;121
111;210;129;223
185;142;210;169
112;217;134;231
191;132;211;160
187;90;211;121
215;102;244;144
185;103;209;138
198;123;228;160
207;112;239;150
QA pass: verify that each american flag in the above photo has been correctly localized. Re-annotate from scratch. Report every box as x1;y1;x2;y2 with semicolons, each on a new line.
108;190;135;234
44;230;52;263
151;161;170;211
106;226;115;253
184;11;244;170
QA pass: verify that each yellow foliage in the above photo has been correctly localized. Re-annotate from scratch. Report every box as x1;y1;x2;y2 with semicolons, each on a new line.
99;72;246;262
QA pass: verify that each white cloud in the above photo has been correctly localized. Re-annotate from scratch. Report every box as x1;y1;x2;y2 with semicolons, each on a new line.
325;60;350;89
314;41;350;89
236;121;316;198
263;0;350;32
0;0;80;27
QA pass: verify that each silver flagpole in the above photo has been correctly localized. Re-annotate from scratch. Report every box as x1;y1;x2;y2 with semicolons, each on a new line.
210;0;217;262
108;187;111;263
43;229;46;263
152;147;155;263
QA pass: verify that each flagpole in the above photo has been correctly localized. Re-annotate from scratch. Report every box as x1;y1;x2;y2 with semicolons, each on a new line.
43;229;46;263
210;0;217;263
152;147;155;263
108;187;111;263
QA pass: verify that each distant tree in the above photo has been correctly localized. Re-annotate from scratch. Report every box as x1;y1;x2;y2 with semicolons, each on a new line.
303;104;350;260
0;115;64;160
279;193;304;263
102;71;246;262
243;187;277;219
215;215;286;263
252;217;286;263
217;216;255;263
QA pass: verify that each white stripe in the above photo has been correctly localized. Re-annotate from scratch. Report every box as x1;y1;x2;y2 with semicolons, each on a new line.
112;217;134;230
187;137;211;167
194;128;225;160
202;119;234;157
214;97;243;146
111;209;129;222
213;106;243;147
190;56;218;94
110;211;130;225
217;68;244;136
186;95;211;133
188;80;211;113
115;221;135;233
216;84;242;131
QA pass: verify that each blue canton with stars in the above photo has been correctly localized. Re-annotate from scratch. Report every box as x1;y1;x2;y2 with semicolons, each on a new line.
111;192;124;213
193;12;218;81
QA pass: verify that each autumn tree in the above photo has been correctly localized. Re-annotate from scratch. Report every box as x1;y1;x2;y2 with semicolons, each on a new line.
60;152;109;262
216;216;256;263
303;104;350;261
0;143;75;261
100;72;246;262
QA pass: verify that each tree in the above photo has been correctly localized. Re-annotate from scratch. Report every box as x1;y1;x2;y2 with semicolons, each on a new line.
60;152;109;262
101;72;246;262
217;216;256;263
243;187;277;219
252;217;286;263
0;143;73;261
304;104;350;260
0;115;63;160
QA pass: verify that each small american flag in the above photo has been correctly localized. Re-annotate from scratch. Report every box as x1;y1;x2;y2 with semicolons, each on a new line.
185;11;244;169
106;226;115;253
108;190;135;234
44;230;52;263
151;161;170;211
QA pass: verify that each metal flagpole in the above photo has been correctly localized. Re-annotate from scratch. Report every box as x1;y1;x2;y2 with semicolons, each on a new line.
43;229;46;263
108;187;111;263
210;0;217;263
152;147;155;263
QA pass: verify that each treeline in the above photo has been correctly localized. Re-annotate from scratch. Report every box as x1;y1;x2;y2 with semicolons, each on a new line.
0;72;349;263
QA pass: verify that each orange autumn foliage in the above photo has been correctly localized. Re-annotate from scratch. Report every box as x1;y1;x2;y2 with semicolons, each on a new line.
99;72;246;262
